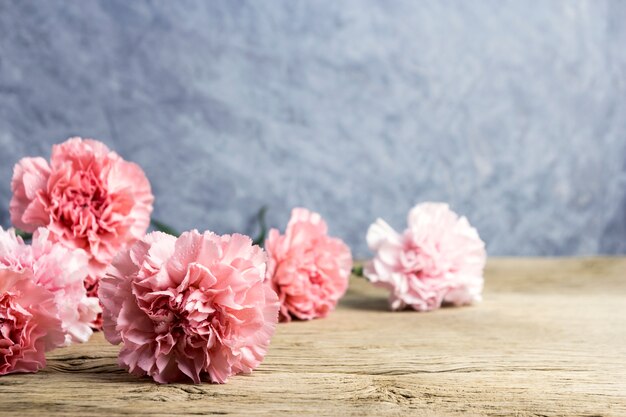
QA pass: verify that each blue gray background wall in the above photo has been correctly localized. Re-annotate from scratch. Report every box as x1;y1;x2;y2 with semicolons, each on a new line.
0;0;625;257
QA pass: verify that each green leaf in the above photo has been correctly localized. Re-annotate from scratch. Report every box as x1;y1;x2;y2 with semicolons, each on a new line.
352;264;364;277
14;228;33;241
151;219;180;236
252;205;268;247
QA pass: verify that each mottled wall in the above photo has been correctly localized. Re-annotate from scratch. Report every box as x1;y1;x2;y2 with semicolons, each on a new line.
0;0;625;257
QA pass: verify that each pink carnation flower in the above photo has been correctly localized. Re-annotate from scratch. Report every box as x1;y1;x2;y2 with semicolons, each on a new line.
265;208;353;322
0;269;65;375
99;231;279;384
10;137;154;304
365;203;486;311
0;227;100;344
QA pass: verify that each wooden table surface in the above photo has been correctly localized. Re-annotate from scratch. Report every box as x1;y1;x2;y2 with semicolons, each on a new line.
0;258;624;416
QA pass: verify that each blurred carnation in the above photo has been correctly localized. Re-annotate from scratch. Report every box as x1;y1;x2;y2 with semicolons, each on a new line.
265;208;352;322
10;137;154;324
0;268;65;375
99;231;279;384
365;202;486;312
0;227;99;344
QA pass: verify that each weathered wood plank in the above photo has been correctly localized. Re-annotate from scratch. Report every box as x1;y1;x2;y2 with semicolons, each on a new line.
0;258;624;416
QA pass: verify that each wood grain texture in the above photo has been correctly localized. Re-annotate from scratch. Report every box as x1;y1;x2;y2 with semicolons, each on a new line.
0;258;624;416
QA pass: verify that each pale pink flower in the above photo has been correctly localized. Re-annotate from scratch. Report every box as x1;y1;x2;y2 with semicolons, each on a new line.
0;227;99;344
365;203;486;312
0;268;65;375
10;137;154;305
99;231;279;384
265;208;353;322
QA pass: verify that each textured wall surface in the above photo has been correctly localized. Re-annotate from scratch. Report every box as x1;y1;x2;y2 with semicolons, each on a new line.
0;0;624;257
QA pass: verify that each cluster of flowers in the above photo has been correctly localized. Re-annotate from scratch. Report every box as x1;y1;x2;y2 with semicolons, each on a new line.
1;137;486;384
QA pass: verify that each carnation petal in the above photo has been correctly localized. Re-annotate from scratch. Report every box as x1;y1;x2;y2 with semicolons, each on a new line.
366;218;401;251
